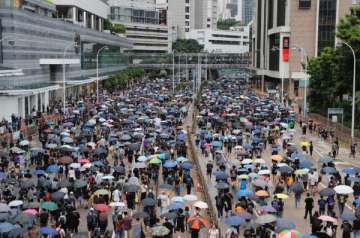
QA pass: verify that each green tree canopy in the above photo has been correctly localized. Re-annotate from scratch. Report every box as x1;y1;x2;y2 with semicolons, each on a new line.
217;19;242;30
172;39;204;53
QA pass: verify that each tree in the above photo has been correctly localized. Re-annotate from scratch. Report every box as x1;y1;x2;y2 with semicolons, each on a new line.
103;67;145;91
112;23;126;34
172;39;204;53
217;19;242;30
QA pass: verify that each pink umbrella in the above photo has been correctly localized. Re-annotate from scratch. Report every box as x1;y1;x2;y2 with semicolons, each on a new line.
79;158;90;164
23;209;38;215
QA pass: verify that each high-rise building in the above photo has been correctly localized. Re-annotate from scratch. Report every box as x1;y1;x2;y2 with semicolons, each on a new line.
252;0;356;103
240;0;254;24
108;0;171;53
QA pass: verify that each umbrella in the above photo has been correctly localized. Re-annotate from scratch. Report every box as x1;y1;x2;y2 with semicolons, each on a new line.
276;218;296;231
160;212;178;219
319;188;335;197
258;170;271;175
159;184;174;190
171;196;185;203
295;169;309;175
319;155;333;164
8;200;23;207
94;189;110;196
109;202;126;207
20;180;34;189
58;180;72;188
141;198;156;207
133;211;149;219
290;183;305;193
215;182;229;190
255;190;269;197
95;204;110;212
51;191;65;201
74;180;87;188
40;226;58;236
40;201;58;211
241;159;253;164
193;201;208;209
214;171;229;180
23;209;38;215
12;213;35;225
318;215;337;223
299;160;314;169
238;211;253;220
163;160;177;168
322;167;336;174
340;213;355;221
62;137;74;144
151;226;170;236
271;155;283;161
149;157;161;164
259;205;276;213
8;227;25;238
123;184;140;193
252;179;267;188
334;185;353;194
23;202;39;209
183;194;198;202
59;156;73;164
187;215;208;229
120;134;131;141
19;140;29;146
176;156;188;162
0;222;14;233
236;190;254;198
255;214;277;224
181;162;193;170
46;164;59;173
342;167;360;175
278;166;294;174
278;230;303;238
224;216;245;226
168;202;185;210
69;163;81;169
137;155;148;162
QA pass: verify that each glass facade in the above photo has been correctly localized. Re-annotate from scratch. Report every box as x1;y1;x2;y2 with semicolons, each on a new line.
268;0;274;29
81;43;129;70
268;33;280;71
318;0;337;53
110;7;160;25
256;0;262;68
277;0;286;26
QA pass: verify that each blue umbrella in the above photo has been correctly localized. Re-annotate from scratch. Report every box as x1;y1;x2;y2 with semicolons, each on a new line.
322;167;336;174
224;216;245;226
299;159;314;169
137;156;148;162
176;156;188;162
181;162;192;170
260;205;277;213
92;161;104;167
177;134;186;141
212;141;222;148
340;213;356;221
40;227;58;236
35;170;45;176
46;164;59;173
348;177;360;183
214;171;228;180
168;202;185;210
319;155;333;164
236;190;254;198
0;222;14;233
276;218;296;231
343;167;360;175
163;160;177;168
244;144;253;150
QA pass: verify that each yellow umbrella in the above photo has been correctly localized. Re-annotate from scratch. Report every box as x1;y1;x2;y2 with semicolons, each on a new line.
255;190;269;197
94;189;110;196
301;141;310;147
238;174;249;179
148;154;160;159
271;155;283;162
275;193;289;200
149;157;161;164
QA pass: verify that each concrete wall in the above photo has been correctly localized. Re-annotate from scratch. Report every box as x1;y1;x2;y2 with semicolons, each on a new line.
52;0;109;18
0;96;19;121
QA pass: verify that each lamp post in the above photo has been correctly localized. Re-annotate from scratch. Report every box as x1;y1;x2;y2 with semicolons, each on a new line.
185;53;188;82
63;42;76;115
340;42;356;139
178;54;181;83
292;46;308;119
96;46;108;104
172;50;175;94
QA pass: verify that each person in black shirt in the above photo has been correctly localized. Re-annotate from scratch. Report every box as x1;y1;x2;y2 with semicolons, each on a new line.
163;218;174;238
341;220;352;238
206;161;213;179
304;193;314;219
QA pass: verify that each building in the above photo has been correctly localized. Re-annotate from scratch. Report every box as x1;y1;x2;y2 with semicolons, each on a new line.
0;0;132;120
186;27;250;54
206;0;218;29
239;0;254;25
108;0;171;53
252;0;356;104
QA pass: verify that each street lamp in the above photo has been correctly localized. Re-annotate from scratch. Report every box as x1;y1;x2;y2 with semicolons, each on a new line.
338;42;356;139
178;54;181;83
96;46;108;104
172;50;175;94
292;46;308;119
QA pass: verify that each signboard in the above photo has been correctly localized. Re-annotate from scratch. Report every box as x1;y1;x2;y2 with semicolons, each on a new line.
282;37;290;62
327;108;344;125
327;108;344;115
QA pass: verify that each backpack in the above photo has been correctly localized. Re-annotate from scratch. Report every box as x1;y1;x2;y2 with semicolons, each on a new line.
87;213;96;227
59;215;66;225
230;231;238;238
271;200;279;211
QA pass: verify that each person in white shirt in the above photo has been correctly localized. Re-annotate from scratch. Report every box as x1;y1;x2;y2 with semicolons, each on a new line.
112;189;121;202
209;224;219;238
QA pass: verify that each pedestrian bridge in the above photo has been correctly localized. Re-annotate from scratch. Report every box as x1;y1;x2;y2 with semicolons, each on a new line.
128;52;252;69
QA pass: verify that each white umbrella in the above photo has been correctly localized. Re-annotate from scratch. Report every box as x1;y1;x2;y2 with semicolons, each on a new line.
19;140;29;146
258;170;271;175
254;159;266;164
193;201;208;209
69;163;81;169
102;175;115;180
183;194;198;202
241;159;253;165
8;200;23;207
109;202;126;207
334;185;353;194
171;196;185;203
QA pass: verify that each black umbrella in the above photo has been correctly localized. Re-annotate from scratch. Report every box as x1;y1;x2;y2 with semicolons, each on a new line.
160;212;178;219
20;180;34;189
8;227;24;238
215;182;229;190
57;180;72;188
123;184;140;193
12;213;35;226
290;182;305;193
278;166;294;174
129;143;140;151
74;180;87;189
51;191;65;201
114;166;125;173
133;211;149;219
141;198;156;207
319;188;335;197
120;134;131;141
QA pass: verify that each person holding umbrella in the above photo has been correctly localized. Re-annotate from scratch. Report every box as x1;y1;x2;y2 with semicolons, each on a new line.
304;193;314;220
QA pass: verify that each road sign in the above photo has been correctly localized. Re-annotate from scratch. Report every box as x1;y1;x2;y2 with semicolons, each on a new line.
328;108;344;115
327;108;344;125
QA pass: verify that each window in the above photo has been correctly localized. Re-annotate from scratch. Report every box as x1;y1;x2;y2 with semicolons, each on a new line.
299;0;311;8
268;0;274;29
185;0;189;3
185;15;189;19
185;6;190;13
268;34;280;71
277;0;286;26
318;0;337;53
